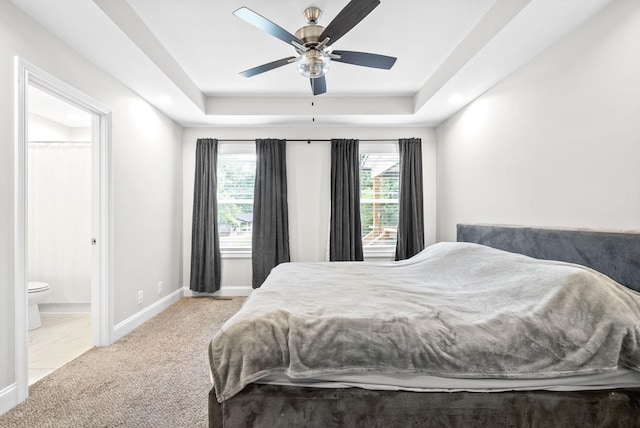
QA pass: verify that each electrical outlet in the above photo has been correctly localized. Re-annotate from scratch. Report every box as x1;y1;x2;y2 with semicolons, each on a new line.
157;282;163;295
138;290;143;304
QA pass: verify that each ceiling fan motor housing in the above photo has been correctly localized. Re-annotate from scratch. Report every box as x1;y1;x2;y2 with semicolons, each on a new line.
295;23;324;47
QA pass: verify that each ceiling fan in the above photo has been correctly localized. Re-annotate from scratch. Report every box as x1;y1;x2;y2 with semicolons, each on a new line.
233;0;397;96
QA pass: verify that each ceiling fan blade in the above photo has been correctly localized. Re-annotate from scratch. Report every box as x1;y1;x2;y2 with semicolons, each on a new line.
320;0;380;46
310;76;327;95
332;50;396;69
240;57;296;78
233;7;303;46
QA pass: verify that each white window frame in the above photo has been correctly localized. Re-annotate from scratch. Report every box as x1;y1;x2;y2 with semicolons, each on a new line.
359;142;399;259
217;143;255;259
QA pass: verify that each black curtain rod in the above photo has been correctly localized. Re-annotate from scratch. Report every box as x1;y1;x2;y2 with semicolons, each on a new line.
216;139;401;143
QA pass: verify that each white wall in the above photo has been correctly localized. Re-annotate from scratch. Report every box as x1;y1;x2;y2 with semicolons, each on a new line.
183;127;436;293
0;0;183;411
110;98;183;324
28;113;90;142
436;0;640;242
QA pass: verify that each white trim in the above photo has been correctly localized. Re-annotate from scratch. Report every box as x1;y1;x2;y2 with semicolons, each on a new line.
363;253;396;261
39;303;91;314
183;286;253;297
13;57;29;407
112;288;184;342
93;97;113;348
363;245;397;259
0;383;19;416
13;57;113;411
220;249;252;259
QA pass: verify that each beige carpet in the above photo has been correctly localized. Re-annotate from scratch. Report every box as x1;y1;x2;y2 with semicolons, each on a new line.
0;297;244;428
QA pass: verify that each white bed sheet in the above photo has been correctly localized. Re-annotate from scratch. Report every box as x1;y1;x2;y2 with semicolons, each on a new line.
257;368;640;392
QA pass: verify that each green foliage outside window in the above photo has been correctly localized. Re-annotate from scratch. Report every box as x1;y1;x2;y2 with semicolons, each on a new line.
217;153;255;248
360;153;399;247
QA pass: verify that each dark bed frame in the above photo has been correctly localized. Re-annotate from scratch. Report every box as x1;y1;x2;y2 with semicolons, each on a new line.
209;224;640;427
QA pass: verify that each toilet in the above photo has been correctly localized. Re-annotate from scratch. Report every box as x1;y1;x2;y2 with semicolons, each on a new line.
28;281;51;330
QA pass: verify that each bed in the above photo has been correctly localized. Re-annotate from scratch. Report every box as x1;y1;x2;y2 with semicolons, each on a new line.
208;224;640;427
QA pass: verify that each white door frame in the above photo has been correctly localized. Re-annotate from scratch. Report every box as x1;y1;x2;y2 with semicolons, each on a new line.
14;57;113;402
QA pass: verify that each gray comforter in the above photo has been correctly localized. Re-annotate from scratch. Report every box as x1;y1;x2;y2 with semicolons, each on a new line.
209;242;640;402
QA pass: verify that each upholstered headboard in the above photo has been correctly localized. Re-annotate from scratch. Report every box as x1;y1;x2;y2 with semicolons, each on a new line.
457;224;640;292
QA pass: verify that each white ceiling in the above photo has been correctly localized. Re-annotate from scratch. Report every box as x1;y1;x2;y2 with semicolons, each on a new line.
11;0;613;128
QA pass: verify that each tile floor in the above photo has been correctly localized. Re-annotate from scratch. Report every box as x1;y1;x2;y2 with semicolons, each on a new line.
28;313;92;385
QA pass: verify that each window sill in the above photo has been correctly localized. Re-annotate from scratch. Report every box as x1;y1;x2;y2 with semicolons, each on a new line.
363;246;396;260
220;248;396;260
220;249;252;259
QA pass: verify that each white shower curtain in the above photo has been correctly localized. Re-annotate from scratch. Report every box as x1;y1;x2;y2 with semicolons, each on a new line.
28;142;92;305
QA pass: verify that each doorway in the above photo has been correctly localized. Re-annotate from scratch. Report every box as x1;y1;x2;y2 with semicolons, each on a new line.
27;86;93;384
15;58;112;402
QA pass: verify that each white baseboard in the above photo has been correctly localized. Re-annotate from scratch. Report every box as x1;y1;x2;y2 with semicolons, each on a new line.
112;288;183;342
183;285;252;297
0;383;19;416
39;303;91;314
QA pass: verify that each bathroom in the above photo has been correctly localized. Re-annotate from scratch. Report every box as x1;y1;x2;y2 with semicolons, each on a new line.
27;86;94;385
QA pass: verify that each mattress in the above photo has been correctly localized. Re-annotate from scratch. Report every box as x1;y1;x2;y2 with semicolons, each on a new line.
257;368;640;392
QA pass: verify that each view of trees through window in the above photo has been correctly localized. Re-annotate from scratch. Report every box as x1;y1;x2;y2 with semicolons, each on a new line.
360;153;400;247
217;153;255;249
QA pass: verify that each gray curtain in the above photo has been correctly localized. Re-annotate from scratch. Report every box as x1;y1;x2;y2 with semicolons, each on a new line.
330;139;364;261
252;139;290;288
395;138;425;261
190;138;222;293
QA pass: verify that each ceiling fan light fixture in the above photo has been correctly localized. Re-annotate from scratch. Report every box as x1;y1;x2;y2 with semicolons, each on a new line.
296;49;330;79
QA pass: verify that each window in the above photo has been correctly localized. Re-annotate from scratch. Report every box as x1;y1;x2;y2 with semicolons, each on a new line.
217;149;256;250
360;150;399;249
